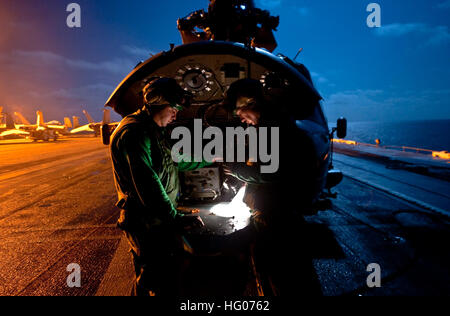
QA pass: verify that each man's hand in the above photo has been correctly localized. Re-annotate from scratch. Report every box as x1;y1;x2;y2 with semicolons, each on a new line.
177;10;207;31
222;163;235;176
176;215;205;231
211;157;224;163
177;206;200;215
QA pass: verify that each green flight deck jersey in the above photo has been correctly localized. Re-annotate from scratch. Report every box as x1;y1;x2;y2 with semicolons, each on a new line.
110;106;210;231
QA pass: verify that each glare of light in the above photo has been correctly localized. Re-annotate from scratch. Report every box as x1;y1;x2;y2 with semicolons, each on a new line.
432;151;450;160
240;5;247;10
209;187;251;231
332;139;357;145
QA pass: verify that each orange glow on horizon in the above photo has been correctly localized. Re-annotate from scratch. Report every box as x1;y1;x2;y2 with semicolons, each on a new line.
0;4;13;47
432;151;450;160
332;139;358;145
0;2;76;122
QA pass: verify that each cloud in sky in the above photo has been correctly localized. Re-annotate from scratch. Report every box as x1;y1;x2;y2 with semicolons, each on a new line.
325;89;384;110
256;0;282;9
39;83;120;121
375;23;425;36
311;72;329;84
3;44;153;78
0;44;155;121
323;89;450;122
256;0;309;16
35;83;115;101
435;0;450;9
121;45;156;59
0;47;147;121
296;7;309;16
375;23;450;45
1;1;448;123
13;50;136;76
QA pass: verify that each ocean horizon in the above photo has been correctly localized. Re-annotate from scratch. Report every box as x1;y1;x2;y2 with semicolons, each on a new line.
329;118;450;152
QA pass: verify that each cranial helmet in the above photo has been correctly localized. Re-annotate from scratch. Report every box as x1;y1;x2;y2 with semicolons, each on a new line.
223;78;264;111
143;77;191;110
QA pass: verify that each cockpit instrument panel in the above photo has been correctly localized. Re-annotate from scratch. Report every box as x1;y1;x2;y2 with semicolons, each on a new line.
260;71;290;90
176;64;214;96
136;55;289;105
105;43;321;119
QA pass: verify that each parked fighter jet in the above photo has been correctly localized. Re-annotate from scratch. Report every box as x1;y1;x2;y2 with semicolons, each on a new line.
72;116;80;129
46;118;72;128
13;111;73;137
0;106;9;132
70;109;119;138
70;110;100;136
0;106;4;128
0;111;30;139
13;112;31;125
46;117;73;135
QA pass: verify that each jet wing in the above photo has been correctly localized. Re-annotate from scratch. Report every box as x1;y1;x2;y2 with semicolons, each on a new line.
0;129;30;137
47;125;66;130
70;124;94;134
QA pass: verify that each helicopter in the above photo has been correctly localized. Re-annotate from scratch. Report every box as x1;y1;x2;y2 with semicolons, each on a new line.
104;40;346;206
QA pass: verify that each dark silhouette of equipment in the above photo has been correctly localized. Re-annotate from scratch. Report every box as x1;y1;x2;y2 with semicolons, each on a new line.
177;0;279;44
326;117;347;198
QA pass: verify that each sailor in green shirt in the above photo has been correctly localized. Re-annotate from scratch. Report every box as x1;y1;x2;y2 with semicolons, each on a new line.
110;77;209;296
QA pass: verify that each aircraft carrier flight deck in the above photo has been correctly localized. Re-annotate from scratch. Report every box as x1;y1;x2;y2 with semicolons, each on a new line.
0;136;448;296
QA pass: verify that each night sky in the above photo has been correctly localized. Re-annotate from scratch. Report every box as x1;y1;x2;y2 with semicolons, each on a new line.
0;0;449;124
